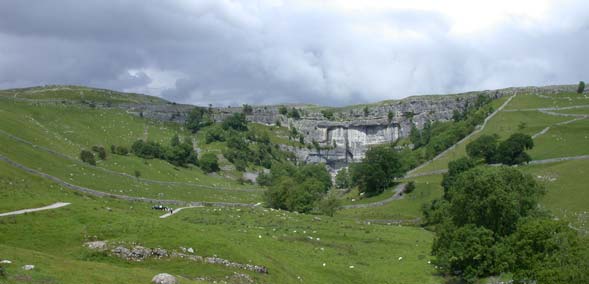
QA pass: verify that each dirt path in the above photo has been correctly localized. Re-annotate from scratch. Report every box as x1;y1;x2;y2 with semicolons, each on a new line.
340;183;407;209
0;154;258;208
159;206;203;218
0;202;71;217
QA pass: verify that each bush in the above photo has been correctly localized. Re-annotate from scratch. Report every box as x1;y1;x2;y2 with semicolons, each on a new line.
404;181;415;194
242;104;253;115
287;108;301;119
80;150;96;165
134;170;141;178
186;107;213;133
278;106;288;115
264;163;332;213
256;171;272;186
115;145;129;155
496;133;534;165
92;145;107;160
316;191;341;216
578;81;585;94
131;140;164;159
321;109;334;120
350;144;405;196
205;125;225;144
466;134;499;163
335;168;351;189
222;113;248;131
199;153;219;173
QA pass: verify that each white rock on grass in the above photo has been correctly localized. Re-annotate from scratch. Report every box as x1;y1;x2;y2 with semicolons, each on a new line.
0;260;11;264
151;273;177;284
22;264;35;270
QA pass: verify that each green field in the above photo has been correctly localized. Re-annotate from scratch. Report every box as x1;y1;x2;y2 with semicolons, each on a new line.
2;86;589;283
0;161;439;284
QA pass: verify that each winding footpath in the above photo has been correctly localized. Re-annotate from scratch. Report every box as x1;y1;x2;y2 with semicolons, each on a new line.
158;206;203;218
0;202;71;217
340;183;407;209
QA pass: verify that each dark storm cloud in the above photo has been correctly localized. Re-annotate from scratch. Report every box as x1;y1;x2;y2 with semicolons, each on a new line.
0;1;588;106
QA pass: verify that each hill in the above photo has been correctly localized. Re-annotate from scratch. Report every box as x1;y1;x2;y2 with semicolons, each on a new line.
0;85;588;283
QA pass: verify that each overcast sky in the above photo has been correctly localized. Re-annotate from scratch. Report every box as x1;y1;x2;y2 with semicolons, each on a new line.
0;0;588;106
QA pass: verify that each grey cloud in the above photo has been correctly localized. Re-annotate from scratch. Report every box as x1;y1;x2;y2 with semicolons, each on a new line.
0;1;588;106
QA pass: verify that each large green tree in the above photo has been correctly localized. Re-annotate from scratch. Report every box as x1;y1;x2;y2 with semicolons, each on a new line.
466;134;499;163
185;107;213;133
351;145;405;196
496;133;534;165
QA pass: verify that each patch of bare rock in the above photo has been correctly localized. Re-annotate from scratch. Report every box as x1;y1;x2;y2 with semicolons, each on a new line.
84;241;268;274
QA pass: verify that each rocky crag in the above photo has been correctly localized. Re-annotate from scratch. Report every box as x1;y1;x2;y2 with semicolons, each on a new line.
123;85;579;168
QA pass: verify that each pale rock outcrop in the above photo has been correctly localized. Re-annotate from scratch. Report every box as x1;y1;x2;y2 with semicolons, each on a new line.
151;273;177;284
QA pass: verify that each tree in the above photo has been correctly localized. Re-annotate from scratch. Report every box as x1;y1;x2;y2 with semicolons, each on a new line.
441;157;477;194
507;217;589;284
185;107;213;133
578;81;585;94
387;111;394;123
222;113;248;131
199;153;219;173
115;145;129;155
351;144;405;196
134;170;141;178
496;133;534;165
363;106;369;116
278;106;288;115
335;168;351;189
321;109;334;120
91;145;107;160
80;150;96;165
432;224;500;282
287;108;301;119
466;134;499;163
446;166;544;236
316;191;341;216
242;104;253;115
404;181;415;194
205;125;225;144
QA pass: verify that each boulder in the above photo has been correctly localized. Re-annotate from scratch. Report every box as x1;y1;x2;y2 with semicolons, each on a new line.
85;241;107;251
151;273;177;284
22;264;35;270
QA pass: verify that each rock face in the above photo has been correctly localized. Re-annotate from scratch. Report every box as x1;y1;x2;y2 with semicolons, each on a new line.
152;273;177;284
123;85;579;168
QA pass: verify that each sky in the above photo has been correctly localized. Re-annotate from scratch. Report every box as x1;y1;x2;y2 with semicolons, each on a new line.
0;0;588;106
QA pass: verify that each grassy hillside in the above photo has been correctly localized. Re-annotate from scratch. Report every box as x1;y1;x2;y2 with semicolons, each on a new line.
0;161;439;283
2;86;588;283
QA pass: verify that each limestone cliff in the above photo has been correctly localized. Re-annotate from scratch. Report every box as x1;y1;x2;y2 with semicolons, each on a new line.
124;84;578;168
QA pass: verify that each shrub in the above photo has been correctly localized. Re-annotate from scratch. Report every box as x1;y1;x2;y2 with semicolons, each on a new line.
278;106;288;115
405;181;415;194
350;144;405;196
287;108;301;119
80;150;96;165
131;140;164;159
92;145;107;160
316;191;341;217
578;81;585;94
134;170;141;178
242;104;253;115
115;145;129;155
186;107;213;133
321;109;334;120
222;113;248;131
199;153;220;173
205;125;225;144
466;134;499;163
335;168;351;189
